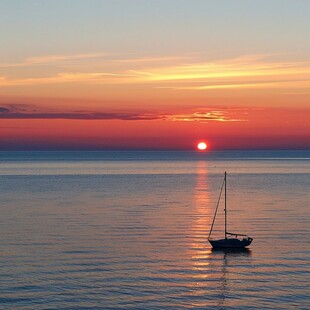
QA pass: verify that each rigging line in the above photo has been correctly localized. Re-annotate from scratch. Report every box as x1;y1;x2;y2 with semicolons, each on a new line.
208;176;225;239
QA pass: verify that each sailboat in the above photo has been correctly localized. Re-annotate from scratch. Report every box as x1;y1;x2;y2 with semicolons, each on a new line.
208;172;253;248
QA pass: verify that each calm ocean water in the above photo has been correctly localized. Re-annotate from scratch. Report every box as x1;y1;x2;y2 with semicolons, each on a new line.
0;151;309;309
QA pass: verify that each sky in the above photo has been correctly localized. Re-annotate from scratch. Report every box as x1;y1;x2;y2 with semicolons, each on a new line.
0;0;309;150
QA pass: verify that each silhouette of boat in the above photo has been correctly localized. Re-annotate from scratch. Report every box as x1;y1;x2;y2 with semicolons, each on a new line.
208;172;253;249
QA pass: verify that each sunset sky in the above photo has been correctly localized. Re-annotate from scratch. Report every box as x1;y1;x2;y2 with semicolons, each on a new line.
1;0;309;150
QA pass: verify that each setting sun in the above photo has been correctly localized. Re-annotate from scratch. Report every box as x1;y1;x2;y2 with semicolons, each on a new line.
197;142;207;150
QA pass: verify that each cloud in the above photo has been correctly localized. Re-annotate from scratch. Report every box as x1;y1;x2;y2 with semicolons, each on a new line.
112;55;190;64
0;107;10;113
25;53;106;65
0;53;189;69
159;81;310;90
1;54;310;90
0;72;138;87
0;105;246;122
166;111;247;122
132;55;310;85
0;53;106;68
0;106;159;120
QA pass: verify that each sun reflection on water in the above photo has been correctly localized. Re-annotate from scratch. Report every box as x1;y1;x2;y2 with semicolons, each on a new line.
188;161;212;292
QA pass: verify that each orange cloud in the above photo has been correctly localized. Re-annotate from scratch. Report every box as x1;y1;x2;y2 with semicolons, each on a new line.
0;72;137;87
166;111;246;122
1;54;309;92
133;55;310;89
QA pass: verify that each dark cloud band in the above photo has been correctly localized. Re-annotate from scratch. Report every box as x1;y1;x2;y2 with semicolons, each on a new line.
0;106;159;121
0;105;245;122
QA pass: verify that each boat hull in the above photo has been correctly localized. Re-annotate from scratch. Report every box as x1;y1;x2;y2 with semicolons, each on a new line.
209;237;252;249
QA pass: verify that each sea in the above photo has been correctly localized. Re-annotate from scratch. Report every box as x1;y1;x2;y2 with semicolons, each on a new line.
0;150;309;309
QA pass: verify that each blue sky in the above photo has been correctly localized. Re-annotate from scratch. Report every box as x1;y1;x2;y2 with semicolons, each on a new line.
1;0;309;61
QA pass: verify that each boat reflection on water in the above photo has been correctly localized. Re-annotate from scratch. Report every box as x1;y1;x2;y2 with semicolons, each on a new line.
210;247;252;308
211;247;252;256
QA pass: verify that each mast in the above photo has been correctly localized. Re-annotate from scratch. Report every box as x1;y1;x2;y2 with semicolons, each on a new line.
224;171;227;238
208;173;225;239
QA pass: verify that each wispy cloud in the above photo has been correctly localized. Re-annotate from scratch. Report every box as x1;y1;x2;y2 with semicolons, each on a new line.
160;80;310;90
1;54;309;90
0;53;106;68
131;55;310;88
0;72;137;87
112;55;190;64
0;53;190;69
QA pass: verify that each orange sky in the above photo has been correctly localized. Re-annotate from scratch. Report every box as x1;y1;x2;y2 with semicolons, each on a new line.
1;1;309;150
1;107;308;150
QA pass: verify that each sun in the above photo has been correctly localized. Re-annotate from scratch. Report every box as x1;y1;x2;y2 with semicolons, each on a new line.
197;142;208;151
